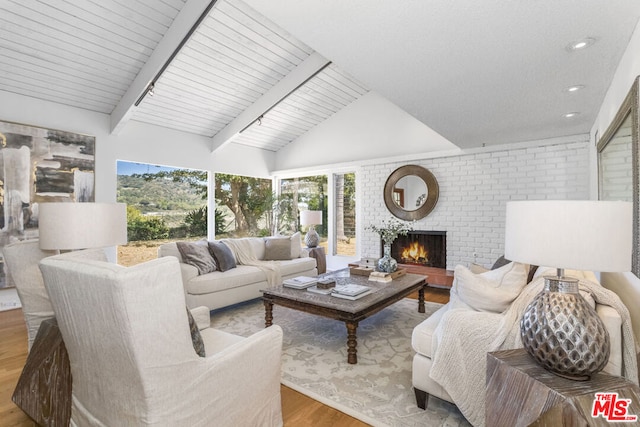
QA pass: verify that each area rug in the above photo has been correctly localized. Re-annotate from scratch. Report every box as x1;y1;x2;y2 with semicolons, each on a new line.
210;298;471;427
0;287;21;312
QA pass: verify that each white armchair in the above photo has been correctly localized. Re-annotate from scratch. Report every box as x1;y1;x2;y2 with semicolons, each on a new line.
3;239;58;350
39;254;283;427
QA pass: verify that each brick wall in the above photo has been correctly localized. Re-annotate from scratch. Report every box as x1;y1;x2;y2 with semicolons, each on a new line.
360;137;591;269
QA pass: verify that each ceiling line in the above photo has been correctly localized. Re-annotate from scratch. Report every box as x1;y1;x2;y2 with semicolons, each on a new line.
110;0;218;134
210;51;331;153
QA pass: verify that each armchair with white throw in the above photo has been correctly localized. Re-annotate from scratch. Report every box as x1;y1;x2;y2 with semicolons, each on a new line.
39;255;284;427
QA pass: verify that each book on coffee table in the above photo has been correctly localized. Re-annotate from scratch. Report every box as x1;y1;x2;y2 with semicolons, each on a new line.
332;283;371;296
283;276;318;289
307;285;333;295
330;289;374;300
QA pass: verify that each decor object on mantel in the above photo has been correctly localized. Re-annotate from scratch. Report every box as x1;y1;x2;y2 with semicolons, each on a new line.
366;218;413;273
505;200;632;380
300;210;322;248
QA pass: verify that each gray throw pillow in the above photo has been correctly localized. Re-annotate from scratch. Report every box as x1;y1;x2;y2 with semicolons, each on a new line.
176;242;217;275
264;237;292;260
186;308;205;357
208;241;237;272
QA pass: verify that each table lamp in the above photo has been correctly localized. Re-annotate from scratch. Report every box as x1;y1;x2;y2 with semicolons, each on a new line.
300;210;322;248
505;200;632;380
39;202;128;250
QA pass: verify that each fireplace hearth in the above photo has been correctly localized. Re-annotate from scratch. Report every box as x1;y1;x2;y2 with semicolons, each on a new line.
387;231;446;269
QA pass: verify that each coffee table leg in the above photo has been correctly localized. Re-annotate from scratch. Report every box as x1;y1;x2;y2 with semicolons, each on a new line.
418;285;425;313
263;300;273;327
346;321;358;364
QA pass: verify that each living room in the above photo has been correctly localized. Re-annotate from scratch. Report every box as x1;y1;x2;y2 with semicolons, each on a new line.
1;1;640;426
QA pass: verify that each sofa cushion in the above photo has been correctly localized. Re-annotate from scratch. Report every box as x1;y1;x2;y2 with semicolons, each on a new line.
412;305;448;357
208;241;237;272
279;256;317;277
264;237;291;260
176;242;217;275
186;265;267;295
453;262;528;313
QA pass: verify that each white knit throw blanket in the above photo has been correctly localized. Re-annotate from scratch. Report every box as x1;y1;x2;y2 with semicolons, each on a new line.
222;239;282;286
429;276;639;427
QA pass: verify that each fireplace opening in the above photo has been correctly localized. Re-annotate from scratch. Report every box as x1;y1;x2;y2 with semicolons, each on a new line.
387;230;446;269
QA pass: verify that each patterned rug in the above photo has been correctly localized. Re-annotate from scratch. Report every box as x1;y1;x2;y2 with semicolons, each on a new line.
210;298;471;427
0;287;21;312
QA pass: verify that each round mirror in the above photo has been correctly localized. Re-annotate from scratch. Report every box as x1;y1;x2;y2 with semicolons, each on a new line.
384;165;439;220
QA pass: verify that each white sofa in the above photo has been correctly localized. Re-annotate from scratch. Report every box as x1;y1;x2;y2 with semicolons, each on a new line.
411;264;634;414
159;237;318;310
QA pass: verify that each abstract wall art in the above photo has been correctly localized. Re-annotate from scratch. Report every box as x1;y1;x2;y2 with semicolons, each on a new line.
0;120;95;287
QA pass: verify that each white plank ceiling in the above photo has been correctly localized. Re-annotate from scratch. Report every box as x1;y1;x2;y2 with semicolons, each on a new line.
0;0;186;113
3;1;638;152
0;0;369;152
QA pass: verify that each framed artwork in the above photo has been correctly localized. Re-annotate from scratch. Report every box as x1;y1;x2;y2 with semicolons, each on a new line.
0;120;95;287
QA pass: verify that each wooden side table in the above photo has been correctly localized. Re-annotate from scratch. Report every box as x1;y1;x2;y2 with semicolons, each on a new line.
306;246;326;274
12;318;71;426
486;348;640;427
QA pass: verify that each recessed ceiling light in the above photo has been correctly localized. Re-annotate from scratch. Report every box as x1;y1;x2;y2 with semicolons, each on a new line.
565;85;585;93
567;38;596;51
563;112;580;118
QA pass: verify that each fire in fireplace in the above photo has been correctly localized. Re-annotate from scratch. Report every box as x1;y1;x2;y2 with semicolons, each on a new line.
388;230;446;269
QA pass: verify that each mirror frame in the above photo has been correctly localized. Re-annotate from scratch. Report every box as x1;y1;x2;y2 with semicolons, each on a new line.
597;75;639;276
383;165;439;221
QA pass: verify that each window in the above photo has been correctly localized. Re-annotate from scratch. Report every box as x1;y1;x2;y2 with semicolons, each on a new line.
214;173;274;237
117;161;207;266
279;175;328;247
334;172;356;256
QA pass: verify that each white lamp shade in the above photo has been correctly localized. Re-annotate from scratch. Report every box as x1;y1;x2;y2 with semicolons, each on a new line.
300;210;322;226
39;202;128;250
505;200;632;272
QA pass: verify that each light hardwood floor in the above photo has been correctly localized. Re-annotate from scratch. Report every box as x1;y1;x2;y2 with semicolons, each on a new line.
0;287;449;426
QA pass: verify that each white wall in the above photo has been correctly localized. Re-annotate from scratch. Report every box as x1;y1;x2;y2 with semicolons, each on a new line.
274;91;459;171
0;90;275;203
359;135;591;270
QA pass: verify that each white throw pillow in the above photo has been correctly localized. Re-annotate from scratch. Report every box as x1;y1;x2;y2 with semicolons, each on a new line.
453;262;529;313
290;232;302;258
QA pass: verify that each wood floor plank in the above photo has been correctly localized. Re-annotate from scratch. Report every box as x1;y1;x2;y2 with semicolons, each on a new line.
0;287;448;426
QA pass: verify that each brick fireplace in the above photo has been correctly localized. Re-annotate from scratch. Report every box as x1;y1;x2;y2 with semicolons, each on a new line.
388;230;446;269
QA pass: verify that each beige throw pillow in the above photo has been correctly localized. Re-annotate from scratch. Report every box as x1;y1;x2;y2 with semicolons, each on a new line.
264;237;291;260
453;262;528;313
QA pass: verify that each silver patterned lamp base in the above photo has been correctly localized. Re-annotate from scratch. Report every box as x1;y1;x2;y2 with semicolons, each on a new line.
520;275;610;381
304;226;319;248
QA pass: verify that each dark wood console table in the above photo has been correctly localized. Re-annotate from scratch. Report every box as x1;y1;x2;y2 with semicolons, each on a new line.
486;349;640;426
12;318;71;426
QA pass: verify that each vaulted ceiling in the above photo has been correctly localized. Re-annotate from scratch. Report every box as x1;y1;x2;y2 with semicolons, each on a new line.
1;0;639;153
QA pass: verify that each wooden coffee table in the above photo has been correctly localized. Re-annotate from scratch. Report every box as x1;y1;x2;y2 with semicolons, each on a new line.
262;269;427;364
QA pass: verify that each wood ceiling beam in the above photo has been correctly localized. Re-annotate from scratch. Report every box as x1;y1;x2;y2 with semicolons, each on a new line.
110;0;216;134
210;52;331;152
